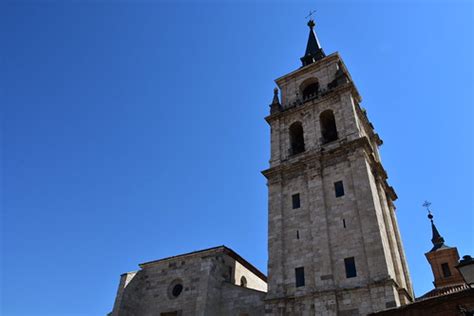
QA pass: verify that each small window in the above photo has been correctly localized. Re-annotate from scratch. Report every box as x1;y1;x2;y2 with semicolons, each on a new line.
292;193;301;209
168;279;184;299
227;266;233;282
172;284;183;297
335;181;344;197
295;267;305;287
344;257;357;278
441;263;452;277
240;276;247;287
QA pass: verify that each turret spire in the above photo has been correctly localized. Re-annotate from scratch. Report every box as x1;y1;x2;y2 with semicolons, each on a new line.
300;18;326;67
423;201;446;252
422;201;465;290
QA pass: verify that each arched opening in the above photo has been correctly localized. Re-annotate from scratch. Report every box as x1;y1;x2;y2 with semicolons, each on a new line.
300;78;319;101
320;110;338;143
289;122;305;155
302;83;319;100
240;276;247;287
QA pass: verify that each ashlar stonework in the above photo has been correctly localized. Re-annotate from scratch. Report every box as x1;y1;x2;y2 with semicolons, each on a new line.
262;50;413;315
109;246;267;316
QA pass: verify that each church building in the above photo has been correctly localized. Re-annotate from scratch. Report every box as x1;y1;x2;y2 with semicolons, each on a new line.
109;18;472;316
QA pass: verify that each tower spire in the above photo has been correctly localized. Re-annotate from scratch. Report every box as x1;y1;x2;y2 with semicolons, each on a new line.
422;201;465;290
423;201;446;251
300;17;326;67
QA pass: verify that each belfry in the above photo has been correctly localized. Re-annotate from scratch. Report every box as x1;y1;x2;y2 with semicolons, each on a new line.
262;18;414;315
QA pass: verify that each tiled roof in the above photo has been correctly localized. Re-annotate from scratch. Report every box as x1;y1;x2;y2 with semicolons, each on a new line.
418;283;469;300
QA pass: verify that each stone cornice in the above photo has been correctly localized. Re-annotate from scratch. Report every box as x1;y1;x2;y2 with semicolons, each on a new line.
264;277;406;304
261;137;397;200
354;102;383;146
139;245;268;282
264;82;359;125
274;52;341;85
274;52;359;97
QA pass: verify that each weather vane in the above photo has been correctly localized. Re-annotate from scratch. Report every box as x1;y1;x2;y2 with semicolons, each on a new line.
305;10;317;20
422;200;432;212
422;200;434;221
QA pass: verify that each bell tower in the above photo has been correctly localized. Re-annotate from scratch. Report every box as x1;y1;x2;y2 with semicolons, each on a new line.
263;19;414;315
423;205;465;290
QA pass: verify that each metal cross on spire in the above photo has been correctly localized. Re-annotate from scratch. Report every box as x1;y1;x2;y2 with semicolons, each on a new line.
305;10;317;29
305;10;317;20
423;200;432;212
423;200;434;221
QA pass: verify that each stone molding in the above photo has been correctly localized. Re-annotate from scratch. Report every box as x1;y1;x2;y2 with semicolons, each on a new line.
264;277;400;303
264;82;359;124
261;136;397;201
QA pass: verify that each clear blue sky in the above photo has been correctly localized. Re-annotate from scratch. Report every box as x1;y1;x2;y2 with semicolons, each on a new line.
2;1;473;315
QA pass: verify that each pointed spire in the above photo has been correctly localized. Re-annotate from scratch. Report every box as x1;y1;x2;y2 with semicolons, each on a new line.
272;88;280;105
270;88;281;114
423;201;447;252
429;213;446;250
300;19;326;67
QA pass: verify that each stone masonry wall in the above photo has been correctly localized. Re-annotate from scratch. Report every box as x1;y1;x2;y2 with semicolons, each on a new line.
110;248;266;316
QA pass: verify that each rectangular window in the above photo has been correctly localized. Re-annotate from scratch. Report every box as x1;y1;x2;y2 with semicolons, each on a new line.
292;193;300;209
344;257;357;278
295;267;305;287
441;263;452;277
335;181;345;197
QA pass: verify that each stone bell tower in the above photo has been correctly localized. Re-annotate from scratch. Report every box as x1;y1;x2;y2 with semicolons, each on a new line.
262;19;414;315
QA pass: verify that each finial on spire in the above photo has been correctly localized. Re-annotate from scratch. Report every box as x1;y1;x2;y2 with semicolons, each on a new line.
422;201;447;252
305;10;316;29
272;88;280;105
423;200;433;221
270;87;281;114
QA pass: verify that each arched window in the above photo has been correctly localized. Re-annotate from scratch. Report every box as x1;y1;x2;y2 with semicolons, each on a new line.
240;276;247;287
289;122;305;155
320;110;338;143
300;78;319;101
